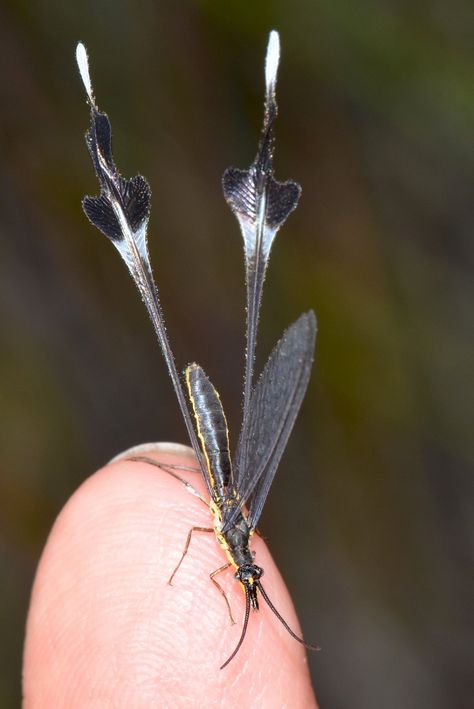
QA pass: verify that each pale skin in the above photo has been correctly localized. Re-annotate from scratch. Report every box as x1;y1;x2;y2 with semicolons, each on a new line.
23;445;318;708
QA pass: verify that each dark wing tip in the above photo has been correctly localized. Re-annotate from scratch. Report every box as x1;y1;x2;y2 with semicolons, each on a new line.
120;174;151;232
222;167;256;223
82;194;122;241
84;106;123;192
266;178;301;230
222;168;301;233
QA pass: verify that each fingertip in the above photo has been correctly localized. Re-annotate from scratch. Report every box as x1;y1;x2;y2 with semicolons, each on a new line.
24;448;317;707
108;441;196;464
24;449;210;706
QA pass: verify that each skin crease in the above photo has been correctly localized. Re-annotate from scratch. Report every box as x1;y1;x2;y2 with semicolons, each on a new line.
23;447;318;708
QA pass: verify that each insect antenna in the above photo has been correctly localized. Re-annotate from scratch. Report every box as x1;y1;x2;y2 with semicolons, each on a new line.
220;585;252;670
257;582;320;652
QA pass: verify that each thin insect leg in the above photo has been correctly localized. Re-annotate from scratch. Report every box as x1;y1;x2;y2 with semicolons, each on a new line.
135;458;201;474
210;563;235;625
129;455;208;505
168;526;214;585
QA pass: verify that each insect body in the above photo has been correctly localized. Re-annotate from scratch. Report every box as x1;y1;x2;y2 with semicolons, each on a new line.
149;307;317;668
186;362;255;575
76;30;318;669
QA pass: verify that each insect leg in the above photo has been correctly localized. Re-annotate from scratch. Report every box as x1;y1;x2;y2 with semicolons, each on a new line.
210;564;235;625
168;526;214;585
129;455;208;505
129;455;201;473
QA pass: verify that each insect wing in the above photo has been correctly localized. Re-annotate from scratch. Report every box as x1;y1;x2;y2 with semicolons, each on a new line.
223;31;301;439
76;43;207;472
223;310;316;533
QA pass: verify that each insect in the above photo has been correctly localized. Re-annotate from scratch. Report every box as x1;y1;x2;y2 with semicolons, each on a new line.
76;30;318;669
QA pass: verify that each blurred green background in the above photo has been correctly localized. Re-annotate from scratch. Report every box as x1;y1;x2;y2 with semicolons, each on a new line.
1;1;472;706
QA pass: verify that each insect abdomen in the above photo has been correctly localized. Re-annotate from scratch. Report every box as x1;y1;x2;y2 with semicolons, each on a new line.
186;363;233;501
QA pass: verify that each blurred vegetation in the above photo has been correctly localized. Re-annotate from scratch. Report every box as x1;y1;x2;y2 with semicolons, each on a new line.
0;1;472;707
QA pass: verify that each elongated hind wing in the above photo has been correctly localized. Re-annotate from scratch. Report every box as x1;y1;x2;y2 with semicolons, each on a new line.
223;32;301;444
223;311;316;533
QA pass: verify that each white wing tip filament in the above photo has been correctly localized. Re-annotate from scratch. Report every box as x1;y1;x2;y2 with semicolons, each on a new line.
76;42;94;103
265;30;280;97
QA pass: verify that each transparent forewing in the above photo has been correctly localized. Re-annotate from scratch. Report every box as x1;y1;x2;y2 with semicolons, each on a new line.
223;311;316;533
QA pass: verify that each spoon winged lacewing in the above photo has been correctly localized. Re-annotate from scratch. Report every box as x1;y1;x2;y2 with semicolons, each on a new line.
76;31;318;669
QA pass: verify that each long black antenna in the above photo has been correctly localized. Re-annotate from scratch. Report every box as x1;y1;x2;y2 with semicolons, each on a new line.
220;585;252;670
258;582;320;651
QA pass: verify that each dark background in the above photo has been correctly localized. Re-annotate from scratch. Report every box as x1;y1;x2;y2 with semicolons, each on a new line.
1;1;473;707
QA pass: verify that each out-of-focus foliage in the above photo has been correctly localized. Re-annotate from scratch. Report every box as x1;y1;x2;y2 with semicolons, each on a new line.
0;1;472;707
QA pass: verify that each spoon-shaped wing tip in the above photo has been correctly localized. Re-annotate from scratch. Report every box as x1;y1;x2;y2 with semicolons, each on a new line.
265;30;280;95
76;41;93;102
